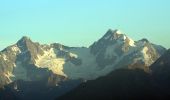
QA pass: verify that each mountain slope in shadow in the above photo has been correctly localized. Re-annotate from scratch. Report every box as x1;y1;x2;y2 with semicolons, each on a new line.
57;49;170;100
57;69;170;100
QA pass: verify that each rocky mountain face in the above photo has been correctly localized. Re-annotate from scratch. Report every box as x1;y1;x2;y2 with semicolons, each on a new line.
90;29;165;72
151;49;170;72
150;49;170;93
1;49;170;100
0;29;166;88
0;37;61;88
58;49;170;100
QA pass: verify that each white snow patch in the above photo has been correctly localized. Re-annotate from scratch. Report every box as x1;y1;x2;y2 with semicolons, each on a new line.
129;38;136;47
69;52;78;58
123;35;127;40
142;47;149;59
11;45;20;52
2;54;8;61
4;71;15;83
13;63;16;67
115;30;122;34
35;48;67;77
63;47;123;80
118;34;127;41
141;46;152;66
63;48;98;80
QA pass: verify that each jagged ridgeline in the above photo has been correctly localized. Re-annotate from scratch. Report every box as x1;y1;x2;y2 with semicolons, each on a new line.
0;29;166;88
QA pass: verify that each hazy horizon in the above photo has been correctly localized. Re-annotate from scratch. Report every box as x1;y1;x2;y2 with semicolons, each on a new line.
0;0;170;50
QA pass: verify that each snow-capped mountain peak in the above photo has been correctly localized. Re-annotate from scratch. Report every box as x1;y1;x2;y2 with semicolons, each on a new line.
101;29;135;47
102;29;123;40
16;36;33;51
17;36;31;44
0;29;167;88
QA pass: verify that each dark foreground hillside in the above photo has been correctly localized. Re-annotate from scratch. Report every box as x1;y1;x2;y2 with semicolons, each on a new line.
57;69;170;100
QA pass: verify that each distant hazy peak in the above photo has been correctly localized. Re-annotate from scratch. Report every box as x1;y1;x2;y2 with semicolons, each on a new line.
139;38;149;43
102;29;122;39
20;36;30;41
17;36;32;45
108;29;122;34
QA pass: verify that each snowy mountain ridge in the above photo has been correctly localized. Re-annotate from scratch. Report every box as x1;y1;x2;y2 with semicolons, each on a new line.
0;29;166;87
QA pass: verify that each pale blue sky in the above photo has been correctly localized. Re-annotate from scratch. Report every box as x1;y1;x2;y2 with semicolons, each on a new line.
0;0;170;50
